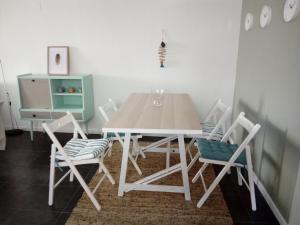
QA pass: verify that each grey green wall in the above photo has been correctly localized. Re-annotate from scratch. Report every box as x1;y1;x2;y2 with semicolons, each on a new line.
234;0;300;224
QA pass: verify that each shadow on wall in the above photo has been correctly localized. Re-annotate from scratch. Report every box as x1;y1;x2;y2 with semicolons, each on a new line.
259;118;286;201
237;99;300;221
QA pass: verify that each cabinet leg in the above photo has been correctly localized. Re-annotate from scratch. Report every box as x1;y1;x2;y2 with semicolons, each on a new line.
84;122;89;135
30;120;34;141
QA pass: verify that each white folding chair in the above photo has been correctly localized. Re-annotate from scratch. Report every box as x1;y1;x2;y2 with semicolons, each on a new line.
192;112;261;210
42;112;115;211
99;98;144;175
187;99;232;170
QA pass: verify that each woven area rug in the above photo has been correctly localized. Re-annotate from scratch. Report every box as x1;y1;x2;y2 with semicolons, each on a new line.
66;142;233;225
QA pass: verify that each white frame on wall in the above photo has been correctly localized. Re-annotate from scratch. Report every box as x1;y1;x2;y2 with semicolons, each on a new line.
47;46;69;75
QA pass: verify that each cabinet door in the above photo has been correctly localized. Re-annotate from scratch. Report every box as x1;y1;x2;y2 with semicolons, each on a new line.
19;79;52;109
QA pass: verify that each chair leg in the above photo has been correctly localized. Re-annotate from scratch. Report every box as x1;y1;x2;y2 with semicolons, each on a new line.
100;162;115;185
139;148;146;159
246;146;256;211
131;137;138;156
188;152;200;171
227;168;231;174
166;142;170;168
197;163;231;208
237;167;242;186
48;145;56;206
99;158;103;173
128;153;142;175
116;134;142;176
67;160;101;211
132;137;146;159
107;141;113;157
186;138;195;161
70;172;74;182
192;162;208;183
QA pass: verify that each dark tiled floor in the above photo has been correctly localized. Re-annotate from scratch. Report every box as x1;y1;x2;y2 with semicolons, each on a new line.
0;132;279;225
215;167;280;225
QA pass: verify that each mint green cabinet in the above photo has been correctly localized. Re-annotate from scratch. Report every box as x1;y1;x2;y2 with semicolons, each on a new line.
18;74;94;140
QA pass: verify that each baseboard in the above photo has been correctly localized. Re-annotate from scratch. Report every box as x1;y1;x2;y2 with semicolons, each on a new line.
253;173;288;225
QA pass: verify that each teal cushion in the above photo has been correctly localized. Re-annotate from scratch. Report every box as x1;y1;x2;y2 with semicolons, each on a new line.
106;133;139;138
57;138;109;161
196;138;246;165
107;132;125;138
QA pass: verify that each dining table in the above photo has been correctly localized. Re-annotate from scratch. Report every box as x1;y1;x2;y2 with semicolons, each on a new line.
102;92;202;200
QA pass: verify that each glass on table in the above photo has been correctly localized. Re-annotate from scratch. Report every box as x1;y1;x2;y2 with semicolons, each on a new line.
151;89;164;107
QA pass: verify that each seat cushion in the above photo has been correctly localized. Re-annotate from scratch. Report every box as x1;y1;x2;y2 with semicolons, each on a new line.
196;138;246;165
106;132;126;138
56;138;109;161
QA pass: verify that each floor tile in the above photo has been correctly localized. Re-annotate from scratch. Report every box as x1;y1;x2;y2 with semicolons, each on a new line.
233;222;252;225
223;195;251;223
0;207;15;225
215;165;280;225
0;150;39;168
55;212;72;225
6;209;61;225
0;183;79;212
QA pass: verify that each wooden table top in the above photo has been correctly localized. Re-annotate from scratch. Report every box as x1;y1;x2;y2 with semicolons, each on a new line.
102;93;202;135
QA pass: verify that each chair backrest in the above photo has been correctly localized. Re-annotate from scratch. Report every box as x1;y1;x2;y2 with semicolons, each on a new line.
42;112;87;151
221;112;261;155
98;98;118;122
207;106;232;140
204;99;231;124
203;99;232;139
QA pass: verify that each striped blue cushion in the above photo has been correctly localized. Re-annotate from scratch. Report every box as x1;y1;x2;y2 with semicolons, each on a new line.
56;138;109;161
196;138;246;165
200;122;224;140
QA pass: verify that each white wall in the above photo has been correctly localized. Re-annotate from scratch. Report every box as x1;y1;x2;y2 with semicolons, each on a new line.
0;0;242;133
234;0;300;224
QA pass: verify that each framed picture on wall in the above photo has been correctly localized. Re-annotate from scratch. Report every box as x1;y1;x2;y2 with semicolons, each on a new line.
47;46;69;75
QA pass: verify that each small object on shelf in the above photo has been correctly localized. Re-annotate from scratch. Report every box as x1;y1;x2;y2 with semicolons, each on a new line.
57;86;65;93
158;30;167;68
68;87;76;93
77;87;82;93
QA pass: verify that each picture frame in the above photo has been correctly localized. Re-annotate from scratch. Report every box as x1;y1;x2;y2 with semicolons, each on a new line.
47;46;69;75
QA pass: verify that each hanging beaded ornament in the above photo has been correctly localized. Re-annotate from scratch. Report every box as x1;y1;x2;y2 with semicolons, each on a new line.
158;30;166;68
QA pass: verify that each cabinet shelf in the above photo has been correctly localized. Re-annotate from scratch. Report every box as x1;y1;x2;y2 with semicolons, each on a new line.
52;108;83;113
53;105;83;110
52;93;83;96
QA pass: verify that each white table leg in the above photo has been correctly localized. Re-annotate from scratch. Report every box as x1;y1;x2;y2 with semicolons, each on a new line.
178;134;191;200
118;132;131;197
